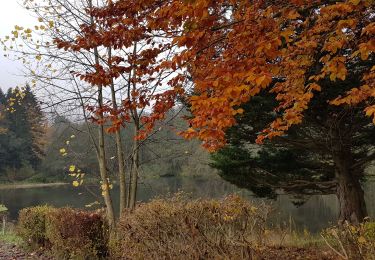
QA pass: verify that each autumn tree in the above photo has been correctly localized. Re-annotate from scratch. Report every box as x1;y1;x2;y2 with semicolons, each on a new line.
108;0;374;224
44;0;374;224
1;0;121;227
53;0;182;211
2;0;184;229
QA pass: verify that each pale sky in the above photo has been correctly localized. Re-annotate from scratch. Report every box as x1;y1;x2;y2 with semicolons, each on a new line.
0;1;36;92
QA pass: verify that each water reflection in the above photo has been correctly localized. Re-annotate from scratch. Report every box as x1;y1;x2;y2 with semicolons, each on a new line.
0;177;374;233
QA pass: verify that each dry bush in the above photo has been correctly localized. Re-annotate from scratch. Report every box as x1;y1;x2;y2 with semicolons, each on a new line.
111;194;271;259
17;205;55;250
46;207;109;260
321;220;375;260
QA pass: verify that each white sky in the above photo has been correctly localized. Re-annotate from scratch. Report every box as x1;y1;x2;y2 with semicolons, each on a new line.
0;1;36;92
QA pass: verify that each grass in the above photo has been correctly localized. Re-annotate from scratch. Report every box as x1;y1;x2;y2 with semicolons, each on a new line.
277;231;326;248
0;232;22;245
260;225;328;249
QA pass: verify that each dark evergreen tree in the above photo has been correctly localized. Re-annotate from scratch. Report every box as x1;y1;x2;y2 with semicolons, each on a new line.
22;86;46;168
211;86;375;206
0;88;8;172
0;86;46;176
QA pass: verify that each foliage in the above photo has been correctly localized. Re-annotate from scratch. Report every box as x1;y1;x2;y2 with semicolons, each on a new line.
18;206;108;259
46;208;109;260
17;205;55;250
322;221;375;260
151;0;374;150
111;194;270;259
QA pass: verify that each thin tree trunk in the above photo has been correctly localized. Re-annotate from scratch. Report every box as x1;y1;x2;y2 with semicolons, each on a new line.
333;151;367;225
88;0;115;229
108;48;127;217
128;42;140;210
97;85;116;230
126;165;132;208
113;100;127;217
129;118;140;210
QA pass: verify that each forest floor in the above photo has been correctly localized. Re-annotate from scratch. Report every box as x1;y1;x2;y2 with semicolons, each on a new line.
257;246;338;259
0;233;51;260
0;241;52;260
0;241;338;259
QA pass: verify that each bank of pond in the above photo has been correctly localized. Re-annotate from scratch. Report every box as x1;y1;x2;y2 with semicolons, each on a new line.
0;195;374;260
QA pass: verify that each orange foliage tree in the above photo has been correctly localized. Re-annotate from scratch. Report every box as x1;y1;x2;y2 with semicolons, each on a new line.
53;0;184;210
150;0;374;224
54;0;374;223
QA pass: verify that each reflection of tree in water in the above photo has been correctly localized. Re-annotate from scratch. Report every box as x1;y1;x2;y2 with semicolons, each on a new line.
139;175;244;200
365;179;375;217
269;195;339;233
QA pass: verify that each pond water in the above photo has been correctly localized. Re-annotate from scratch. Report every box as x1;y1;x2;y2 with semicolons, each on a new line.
1;176;374;233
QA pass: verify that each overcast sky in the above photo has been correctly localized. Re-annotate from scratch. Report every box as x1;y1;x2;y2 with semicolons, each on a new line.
0;1;36;92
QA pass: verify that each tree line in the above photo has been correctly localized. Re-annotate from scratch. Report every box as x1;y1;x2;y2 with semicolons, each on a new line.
0;89;214;184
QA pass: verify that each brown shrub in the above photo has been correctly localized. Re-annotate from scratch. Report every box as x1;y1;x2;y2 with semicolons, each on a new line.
321;220;375;260
111;194;270;259
17;205;55;250
46;207;109;260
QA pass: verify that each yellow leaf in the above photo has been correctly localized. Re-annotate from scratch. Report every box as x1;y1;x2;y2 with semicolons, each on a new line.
72;181;79;187
69;165;75;172
36;55;42;61
59;148;66;154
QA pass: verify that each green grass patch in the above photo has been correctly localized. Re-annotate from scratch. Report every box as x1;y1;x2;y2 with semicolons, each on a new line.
0;232;22;245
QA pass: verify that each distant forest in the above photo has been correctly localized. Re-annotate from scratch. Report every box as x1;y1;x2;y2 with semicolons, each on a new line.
0;86;215;184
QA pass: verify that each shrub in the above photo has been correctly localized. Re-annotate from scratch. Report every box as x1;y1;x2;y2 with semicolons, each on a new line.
321;220;375;260
17;205;55;250
46;207;109;260
111;194;270;259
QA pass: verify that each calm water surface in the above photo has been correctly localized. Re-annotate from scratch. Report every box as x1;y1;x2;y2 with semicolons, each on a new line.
1;176;374;233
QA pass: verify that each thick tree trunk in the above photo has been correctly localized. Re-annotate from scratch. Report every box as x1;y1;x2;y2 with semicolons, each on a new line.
333;152;367;225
